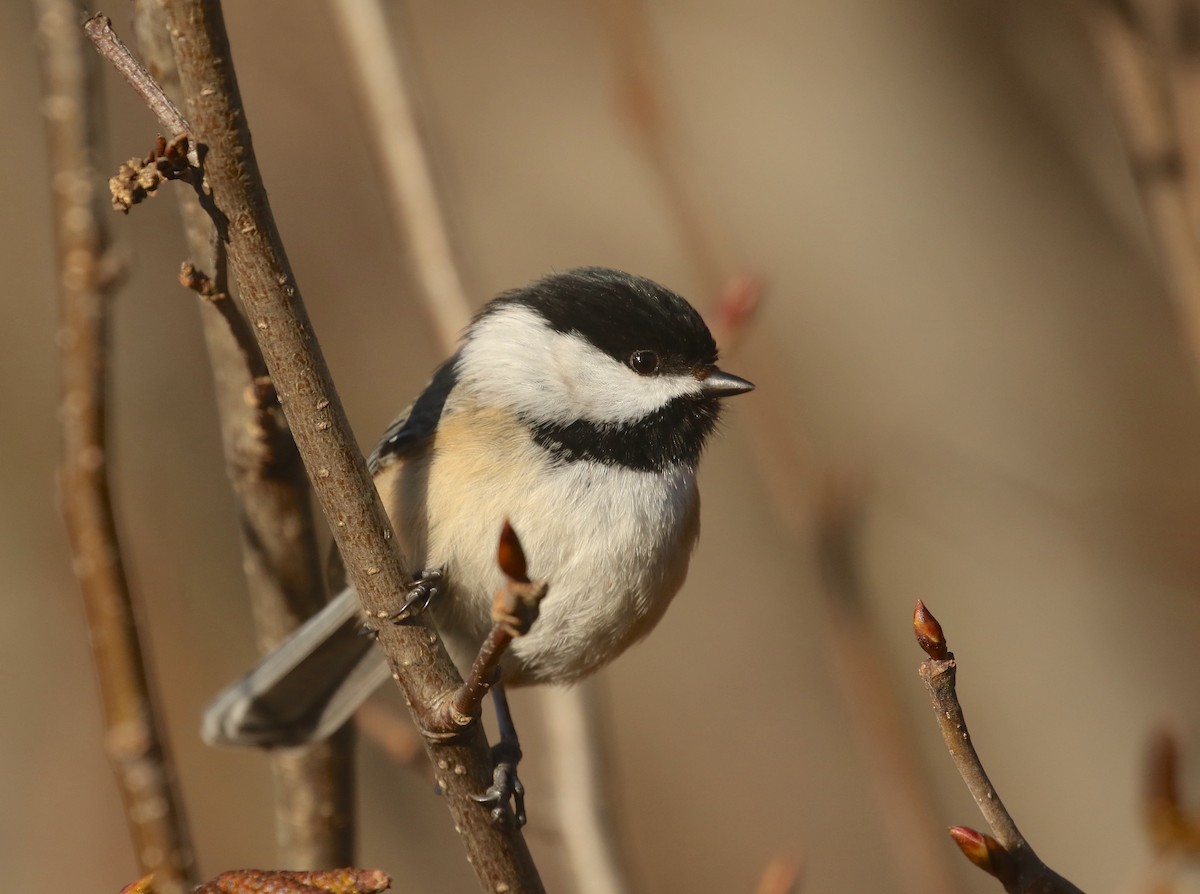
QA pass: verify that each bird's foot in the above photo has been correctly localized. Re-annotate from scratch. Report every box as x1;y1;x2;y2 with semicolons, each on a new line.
356;568;445;637
389;568;444;624
471;739;526;827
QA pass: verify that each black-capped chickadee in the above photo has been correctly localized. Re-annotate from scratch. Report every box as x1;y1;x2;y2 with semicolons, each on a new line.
203;267;754;750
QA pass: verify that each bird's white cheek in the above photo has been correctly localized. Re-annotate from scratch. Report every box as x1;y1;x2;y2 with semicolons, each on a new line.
460;305;704;426
548;340;701;424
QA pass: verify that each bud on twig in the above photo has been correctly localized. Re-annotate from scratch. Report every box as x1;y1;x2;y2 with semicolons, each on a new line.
948;826;1018;887
497;518;529;583
913;600;948;660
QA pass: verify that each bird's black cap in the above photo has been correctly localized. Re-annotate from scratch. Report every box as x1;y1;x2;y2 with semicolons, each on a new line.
486;267;719;374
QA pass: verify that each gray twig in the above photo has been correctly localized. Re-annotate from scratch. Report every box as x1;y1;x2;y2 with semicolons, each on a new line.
913;601;1085;894
84;13;189;136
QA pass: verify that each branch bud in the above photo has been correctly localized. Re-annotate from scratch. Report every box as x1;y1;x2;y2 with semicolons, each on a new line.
913;599;948;660
948;826;1017;886
496;518;529;583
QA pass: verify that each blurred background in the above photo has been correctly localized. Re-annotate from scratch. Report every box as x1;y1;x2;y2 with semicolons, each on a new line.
6;0;1200;891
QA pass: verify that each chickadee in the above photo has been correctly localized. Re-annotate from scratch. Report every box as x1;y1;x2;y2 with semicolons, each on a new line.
203;267;753;751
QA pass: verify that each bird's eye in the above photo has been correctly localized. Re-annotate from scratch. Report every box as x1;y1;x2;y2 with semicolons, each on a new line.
629;350;659;375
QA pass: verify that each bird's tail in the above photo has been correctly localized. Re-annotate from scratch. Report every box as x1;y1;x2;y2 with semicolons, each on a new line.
201;587;390;747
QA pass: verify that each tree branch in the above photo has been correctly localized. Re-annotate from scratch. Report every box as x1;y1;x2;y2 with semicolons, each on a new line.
37;1;196;890
82;1;359;865
328;0;473;349
913;601;1084;894
142;1;544;888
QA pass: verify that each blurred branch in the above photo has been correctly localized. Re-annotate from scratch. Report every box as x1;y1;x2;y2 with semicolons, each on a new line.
101;1;547;887
596;0;817;539
816;477;960;894
328;0;473;347
595;0;734;297
329;5;638;884
596;11;956;894
912;601;1084;894
541;684;637;894
36;1;196;891
1079;0;1200;386
120;1;357;866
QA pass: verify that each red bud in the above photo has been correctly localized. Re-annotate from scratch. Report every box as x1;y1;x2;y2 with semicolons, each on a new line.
496;519;529;583
913;600;948;659
948;826;1017;885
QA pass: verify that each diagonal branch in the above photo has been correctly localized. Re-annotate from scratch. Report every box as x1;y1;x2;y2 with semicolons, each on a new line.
126;0;356;864
141;1;544;889
37;1;196;890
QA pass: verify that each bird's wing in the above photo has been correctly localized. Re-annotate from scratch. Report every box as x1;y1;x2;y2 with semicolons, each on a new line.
367;351;460;475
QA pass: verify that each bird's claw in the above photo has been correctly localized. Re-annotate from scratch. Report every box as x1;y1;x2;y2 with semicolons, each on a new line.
471;741;525;827
388;568;444;623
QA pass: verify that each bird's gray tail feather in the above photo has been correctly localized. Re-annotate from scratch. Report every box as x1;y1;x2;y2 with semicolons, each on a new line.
201;587;390;748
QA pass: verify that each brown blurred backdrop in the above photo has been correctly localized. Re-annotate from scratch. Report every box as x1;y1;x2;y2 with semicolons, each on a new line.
5;1;1200;892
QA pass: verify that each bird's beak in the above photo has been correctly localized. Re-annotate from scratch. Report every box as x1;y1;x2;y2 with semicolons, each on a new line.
699;365;755;397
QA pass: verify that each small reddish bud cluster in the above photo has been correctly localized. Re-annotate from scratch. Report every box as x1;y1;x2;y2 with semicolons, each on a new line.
110;134;194;213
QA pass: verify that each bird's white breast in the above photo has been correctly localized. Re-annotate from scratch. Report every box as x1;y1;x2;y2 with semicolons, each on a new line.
383;403;700;685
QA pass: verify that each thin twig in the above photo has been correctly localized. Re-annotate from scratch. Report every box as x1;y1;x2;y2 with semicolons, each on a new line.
913;601;1084;894
178;262;266;381
125;2;358;866
595;0;818;544
436;523;548;731
541;684;637;894
328;0;474;348
138;1;545;887
85;13;189;135
36;2;196;891
595;0;734;297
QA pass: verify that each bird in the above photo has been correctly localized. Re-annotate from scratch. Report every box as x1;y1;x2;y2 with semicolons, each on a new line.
202;267;753;813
